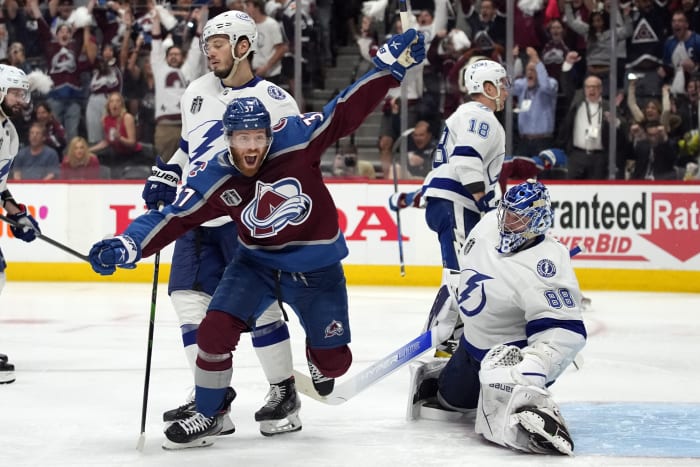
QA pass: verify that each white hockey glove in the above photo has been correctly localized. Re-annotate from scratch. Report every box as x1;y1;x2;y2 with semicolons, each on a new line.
89;235;141;275
373;29;426;81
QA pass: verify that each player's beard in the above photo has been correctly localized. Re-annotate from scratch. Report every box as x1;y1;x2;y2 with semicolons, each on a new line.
0;100;20;119
214;64;234;80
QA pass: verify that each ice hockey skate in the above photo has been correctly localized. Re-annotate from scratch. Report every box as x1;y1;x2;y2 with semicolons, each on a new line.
306;355;335;396
162;387;236;450
0;355;15;384
515;406;574;456
255;376;302;436
163;396;235;436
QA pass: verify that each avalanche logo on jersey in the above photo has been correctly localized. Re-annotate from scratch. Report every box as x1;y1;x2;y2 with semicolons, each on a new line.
536;259;556;278
457;269;493;317
324;320;344;338
241;177;312;238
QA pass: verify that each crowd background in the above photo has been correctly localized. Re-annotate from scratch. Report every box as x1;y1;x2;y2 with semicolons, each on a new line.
3;0;700;182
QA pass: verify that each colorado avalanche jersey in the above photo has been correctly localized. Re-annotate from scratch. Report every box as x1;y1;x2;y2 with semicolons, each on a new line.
457;211;586;368
0;118;20;193
177;73;300;227
422;101;505;212
124;68;398;272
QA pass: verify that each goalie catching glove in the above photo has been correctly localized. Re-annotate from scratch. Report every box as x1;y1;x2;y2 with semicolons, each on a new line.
89;235;141;275
373;29;426;81
7;204;40;242
142;156;182;210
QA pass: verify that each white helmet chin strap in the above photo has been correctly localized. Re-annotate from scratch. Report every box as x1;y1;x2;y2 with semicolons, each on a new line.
484;82;503;111
226;44;253;82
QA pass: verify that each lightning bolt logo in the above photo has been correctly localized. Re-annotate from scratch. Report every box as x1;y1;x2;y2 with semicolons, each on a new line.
190;121;224;163
457;269;493;317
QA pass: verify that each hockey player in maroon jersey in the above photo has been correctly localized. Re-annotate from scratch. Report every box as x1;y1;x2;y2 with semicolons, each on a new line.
89;28;426;449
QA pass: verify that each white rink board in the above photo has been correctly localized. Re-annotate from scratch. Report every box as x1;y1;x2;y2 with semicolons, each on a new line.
1;181;699;271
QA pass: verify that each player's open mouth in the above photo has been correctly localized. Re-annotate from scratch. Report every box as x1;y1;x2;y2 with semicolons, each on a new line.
244;156;257;165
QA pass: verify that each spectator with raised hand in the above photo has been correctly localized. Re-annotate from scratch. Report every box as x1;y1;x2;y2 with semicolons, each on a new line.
86;43;124;146
563;0;632;94
28;0;97;143
60;136;102;180
512;47;559;159
662;10;700;96
463;0;506;49
12;122;60;180
150;3;206;162
540;18;569;83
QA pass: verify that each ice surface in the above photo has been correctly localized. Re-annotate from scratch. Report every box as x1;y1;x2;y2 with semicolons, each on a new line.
1;283;699;466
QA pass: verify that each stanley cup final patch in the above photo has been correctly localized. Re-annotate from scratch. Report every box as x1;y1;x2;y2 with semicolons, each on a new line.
190;96;203;114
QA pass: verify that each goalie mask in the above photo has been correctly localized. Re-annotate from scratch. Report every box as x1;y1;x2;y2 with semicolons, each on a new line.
223;97;272;176
496;179;553;254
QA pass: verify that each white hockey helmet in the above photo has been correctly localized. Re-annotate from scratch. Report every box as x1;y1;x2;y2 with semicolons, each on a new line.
463;59;509;95
202;11;258;55
0;64;30;105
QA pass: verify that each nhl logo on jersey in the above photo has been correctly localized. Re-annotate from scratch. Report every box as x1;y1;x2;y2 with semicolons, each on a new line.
220;189;243;206
324;320;344;338
190;96;203;114
536;259;556;278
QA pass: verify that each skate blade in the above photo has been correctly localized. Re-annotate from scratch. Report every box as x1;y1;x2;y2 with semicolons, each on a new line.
161;436;217;450
259;412;302;437
220;414;236;436
0;373;15;384
516;412;573;456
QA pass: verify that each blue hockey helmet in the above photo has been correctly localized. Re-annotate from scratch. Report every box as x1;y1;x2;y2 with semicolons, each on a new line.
496;179;553;254
223;97;273;174
223;97;272;135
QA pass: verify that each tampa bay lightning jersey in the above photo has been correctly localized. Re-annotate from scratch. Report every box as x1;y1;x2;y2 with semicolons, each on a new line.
422;101;505;212
124;68;399;272
457;210;586;375
180;73;300;183
0;118;20;194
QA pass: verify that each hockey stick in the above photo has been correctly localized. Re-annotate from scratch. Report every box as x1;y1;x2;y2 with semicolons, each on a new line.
294;327;439;404
0;214;90;261
136;205;163;451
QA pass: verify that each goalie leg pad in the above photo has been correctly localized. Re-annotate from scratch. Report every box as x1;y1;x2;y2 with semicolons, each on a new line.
406;358;448;420
515;406;574;456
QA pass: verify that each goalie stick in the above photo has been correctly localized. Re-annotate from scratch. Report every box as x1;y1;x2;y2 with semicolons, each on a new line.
295;245;587;404
0;214;89;261
294;327;440;404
